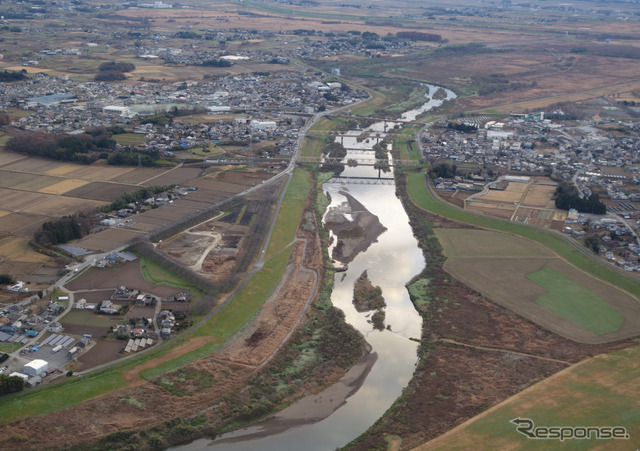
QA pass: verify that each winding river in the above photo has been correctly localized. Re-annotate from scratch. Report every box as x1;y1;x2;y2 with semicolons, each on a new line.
175;84;456;451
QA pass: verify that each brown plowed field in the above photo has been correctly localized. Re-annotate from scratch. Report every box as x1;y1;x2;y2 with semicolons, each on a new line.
23;196;104;216
0;188;53;211
63;165;135;182
64;181;139;201
189;178;248;193
0;213;49;235
76;340;127;371
75;228;144;251
140;167;203;186
110;167;168;185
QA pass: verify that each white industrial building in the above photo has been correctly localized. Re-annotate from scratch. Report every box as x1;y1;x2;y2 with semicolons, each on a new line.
249;120;277;130
102;105;132;118
23;359;48;376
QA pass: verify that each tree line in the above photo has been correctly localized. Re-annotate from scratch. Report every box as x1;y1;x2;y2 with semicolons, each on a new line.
554;182;606;214
0;374;25;396
95;61;136;82
429;162;457;179
6;128;172;167
0;69;27;82
396;31;443;42
6;129;115;164
35;215;93;246
100;185;175;212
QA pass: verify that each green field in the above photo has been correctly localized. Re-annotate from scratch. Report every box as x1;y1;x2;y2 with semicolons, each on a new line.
418;344;640;451
112;133;147;146
264;168;310;259
528;267;624;335
60;309;120;327
435;228;640;343
140;257;204;299
406;171;640;298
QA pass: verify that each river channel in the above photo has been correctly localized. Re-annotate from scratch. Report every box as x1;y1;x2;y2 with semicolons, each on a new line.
176;84;456;450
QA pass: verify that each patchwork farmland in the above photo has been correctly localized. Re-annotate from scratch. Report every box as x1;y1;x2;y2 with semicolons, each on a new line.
465;177;566;228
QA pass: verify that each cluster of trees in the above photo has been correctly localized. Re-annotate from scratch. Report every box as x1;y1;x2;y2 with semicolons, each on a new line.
100;185;174;212
373;142;390;172
396;31;443;42
584;235;601;254
0;274;14;284
323;92;339;102
35;215;92;246
6;129;116;164
319;142;347;174
0;374;25;396
95;61;136;82
554;182;606;214
0;69;27;82
429;162;457;179
175;31;199;39
107;147;165;167
447;121;478;133
201;59;232;67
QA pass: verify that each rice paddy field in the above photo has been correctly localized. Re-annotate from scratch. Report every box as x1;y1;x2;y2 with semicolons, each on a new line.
0;144;268;277
436;228;640;344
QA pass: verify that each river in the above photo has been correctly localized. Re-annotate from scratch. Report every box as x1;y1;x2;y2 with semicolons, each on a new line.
174;84;456;451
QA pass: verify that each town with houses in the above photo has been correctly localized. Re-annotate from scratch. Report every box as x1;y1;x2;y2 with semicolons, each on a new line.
0;0;639;410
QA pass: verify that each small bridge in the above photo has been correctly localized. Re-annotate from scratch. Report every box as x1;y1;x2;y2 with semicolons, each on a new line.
297;156;425;167
327;176;395;185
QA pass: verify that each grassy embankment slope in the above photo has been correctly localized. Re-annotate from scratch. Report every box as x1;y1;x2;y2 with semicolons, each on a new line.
404;170;640;298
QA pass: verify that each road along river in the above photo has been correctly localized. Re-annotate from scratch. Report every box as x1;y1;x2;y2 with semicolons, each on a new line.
174;84;456;451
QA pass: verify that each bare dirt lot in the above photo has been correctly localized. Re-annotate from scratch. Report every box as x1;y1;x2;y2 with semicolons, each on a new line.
76;339;127;371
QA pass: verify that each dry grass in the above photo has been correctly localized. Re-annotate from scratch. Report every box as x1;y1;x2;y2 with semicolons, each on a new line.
467;203;515;219
45;163;85;176
64;164;136;181
0;236;49;263
38;179;90;195
521;184;556;208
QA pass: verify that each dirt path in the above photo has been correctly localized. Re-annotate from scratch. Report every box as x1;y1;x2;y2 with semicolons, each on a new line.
187;231;221;272
437;338;572;365
121;336;216;387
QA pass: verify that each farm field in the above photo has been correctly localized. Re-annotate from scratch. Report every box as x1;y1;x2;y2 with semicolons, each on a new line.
464;179;564;228
436;228;640;344
521;184;557;209
467;202;514;219
38;179;90;195
417;344;640;451
66;261;182;298
474;181;528;203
